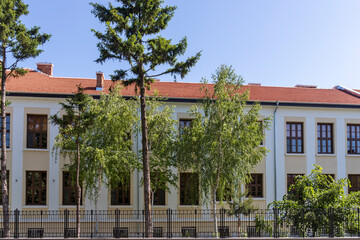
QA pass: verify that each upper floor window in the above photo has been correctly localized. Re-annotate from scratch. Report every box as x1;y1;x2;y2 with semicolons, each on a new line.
349;174;360;193
63;171;82;206
0;114;10;148
111;177;130;205
27;115;47;149
246;174;263;198
317;123;333;154
26;171;46;205
180;173;199;205
179;119;192;135
347;124;360;154
286;122;303;153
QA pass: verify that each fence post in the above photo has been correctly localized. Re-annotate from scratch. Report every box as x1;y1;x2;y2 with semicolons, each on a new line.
40;210;43;229
328;208;334;238
273;208;278;238
64;209;68;238
91;210;93;239
14;209;19;238
142;210;145;238
194;209;197;238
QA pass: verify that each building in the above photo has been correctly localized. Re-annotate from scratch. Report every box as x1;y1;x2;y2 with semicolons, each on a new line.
3;63;360;212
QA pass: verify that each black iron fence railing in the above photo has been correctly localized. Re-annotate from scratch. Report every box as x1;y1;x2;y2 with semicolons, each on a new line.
0;208;358;238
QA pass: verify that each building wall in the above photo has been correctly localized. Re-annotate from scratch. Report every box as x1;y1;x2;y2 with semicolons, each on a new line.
3;96;360;211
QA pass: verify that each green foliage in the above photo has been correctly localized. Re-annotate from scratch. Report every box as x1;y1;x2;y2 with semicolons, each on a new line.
146;96;178;193
269;164;360;237
80;86;139;201
0;0;50;77
51;86;95;160
91;0;201;85
177;65;271;203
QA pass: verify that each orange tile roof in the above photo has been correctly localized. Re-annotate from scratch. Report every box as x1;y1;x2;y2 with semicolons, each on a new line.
6;70;360;105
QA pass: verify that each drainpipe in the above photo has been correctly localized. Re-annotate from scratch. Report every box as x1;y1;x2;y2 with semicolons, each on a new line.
273;101;279;202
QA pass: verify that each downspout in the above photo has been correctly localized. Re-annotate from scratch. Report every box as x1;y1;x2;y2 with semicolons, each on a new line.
273;101;279;201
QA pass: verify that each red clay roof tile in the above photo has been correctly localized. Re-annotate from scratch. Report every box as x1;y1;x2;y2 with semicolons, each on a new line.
6;70;360;105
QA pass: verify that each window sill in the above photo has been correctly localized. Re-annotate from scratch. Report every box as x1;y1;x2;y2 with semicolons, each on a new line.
24;148;49;152
22;205;48;208
285;153;306;156
178;205;200;207
109;205;133;208
245;197;266;200
346;154;360;157
316;154;336;157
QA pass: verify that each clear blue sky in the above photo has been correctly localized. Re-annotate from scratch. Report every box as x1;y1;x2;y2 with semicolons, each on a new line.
18;0;360;89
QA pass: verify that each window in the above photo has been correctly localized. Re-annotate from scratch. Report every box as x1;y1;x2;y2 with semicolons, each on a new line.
26;171;46;205
246;174;263;198
216;185;232;202
349;175;360;193
286;122;303;153
317;123;333;154
27;115;47;149
180;173;199;205
62;171;82;205
179;119;192;135
0;171;9;205
287;174;304;194
347;124;360;154
111;178;130;205
151;172;166;205
0;114;10;148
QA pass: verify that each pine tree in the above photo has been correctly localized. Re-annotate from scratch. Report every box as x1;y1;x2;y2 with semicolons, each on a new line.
91;0;200;236
0;0;50;237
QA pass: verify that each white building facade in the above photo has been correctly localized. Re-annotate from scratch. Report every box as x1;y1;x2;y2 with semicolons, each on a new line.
4;63;360;211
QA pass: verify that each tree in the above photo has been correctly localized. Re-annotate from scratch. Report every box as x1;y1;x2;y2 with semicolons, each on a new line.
177;65;270;237
0;1;50;236
269;165;357;237
145;96;178;206
50;87;94;238
79;86;139;235
91;0;200;236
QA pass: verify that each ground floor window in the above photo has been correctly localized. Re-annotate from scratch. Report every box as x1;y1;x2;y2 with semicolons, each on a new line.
26;171;46;205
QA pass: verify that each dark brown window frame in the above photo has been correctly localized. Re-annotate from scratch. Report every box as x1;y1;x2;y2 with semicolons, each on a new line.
286;122;304;153
349;174;360;193
180;173;199;205
26;171;46;205
179;119;193;135
347;124;360;154
27;114;48;149
287;174;304;194
0;114;10;148
246;174;263;198
150;172;166;206
317;123;333;154
111;177;131;205
62;171;83;206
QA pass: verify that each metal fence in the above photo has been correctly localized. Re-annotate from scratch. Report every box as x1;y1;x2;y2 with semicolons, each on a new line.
0;208;359;238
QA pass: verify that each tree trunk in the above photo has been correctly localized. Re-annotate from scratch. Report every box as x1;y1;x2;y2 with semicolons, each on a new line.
1;45;10;238
76;140;81;238
139;75;152;237
212;188;218;238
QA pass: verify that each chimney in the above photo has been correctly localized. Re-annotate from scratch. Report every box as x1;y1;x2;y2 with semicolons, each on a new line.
36;63;53;76
295;84;317;88
96;72;104;90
